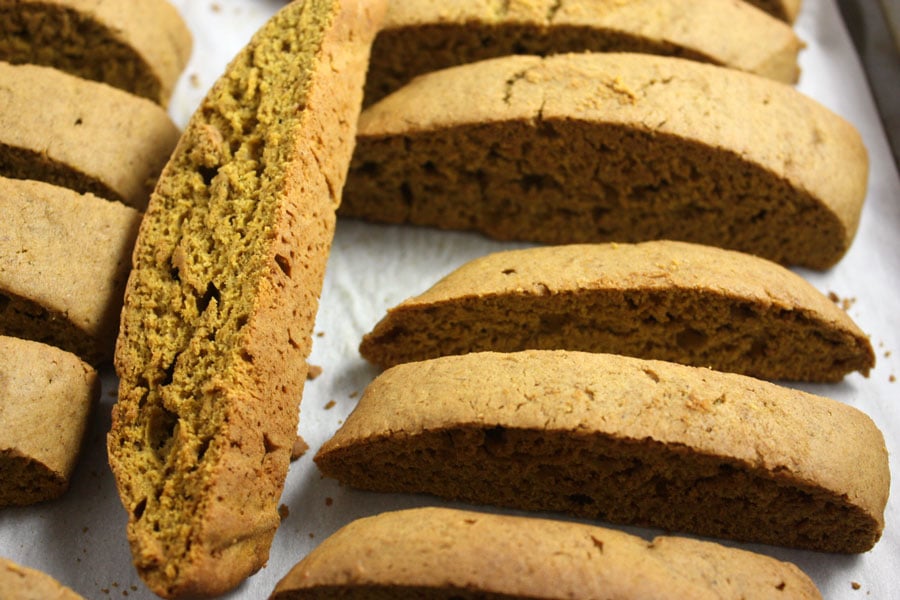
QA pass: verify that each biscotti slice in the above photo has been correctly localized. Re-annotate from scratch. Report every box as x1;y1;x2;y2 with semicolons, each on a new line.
316;350;890;553
745;0;801;23
107;1;385;597
272;507;822;600
341;53;868;270
0;177;142;364
0;61;180;210
360;241;875;382
0;557;86;600
364;0;802;106
0;336;98;507
0;0;192;106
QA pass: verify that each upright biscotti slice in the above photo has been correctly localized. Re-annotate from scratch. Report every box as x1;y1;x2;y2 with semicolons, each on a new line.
0;61;180;210
0;0;192;106
341;53;868;270
0;336;98;507
107;1;385;597
360;241;875;381
0;557;87;600
745;0;801;23
0;177;142;365
272;507;822;599
365;0;802;105
316;350;890;553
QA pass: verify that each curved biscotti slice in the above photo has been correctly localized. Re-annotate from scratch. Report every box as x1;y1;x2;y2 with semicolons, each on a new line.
0;61;180;210
745;0;801;23
0;177;142;365
0;336;98;507
0;557;86;600
316;350;890;553
365;0;802;105
272;507;822;599
0;0;192;106
341;53;868;270
360;241;875;382
107;1;385;597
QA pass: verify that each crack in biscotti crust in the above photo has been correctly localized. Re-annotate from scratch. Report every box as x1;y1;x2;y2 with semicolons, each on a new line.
344;119;849;269
107;0;374;595
0;3;162;102
317;428;882;553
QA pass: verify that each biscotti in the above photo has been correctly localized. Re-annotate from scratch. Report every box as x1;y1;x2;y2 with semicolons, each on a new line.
316;350;890;553
107;0;385;597
364;0;802;105
0;336;98;507
745;0;801;23
0;61;180;209
0;0;192;106
273;507;822;599
340;53;868;270
360;241;875;382
0;557;86;600
0;177;142;364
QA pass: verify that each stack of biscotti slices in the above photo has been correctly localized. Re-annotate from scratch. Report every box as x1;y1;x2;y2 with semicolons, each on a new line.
106;0;386;597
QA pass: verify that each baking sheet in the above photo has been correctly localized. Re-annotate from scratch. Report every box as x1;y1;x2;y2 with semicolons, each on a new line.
1;0;898;597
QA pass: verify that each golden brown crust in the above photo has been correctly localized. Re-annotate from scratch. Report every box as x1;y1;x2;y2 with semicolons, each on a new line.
316;350;890;553
107;0;386;597
0;557;87;600
0;0;192;106
273;507;822;599
745;0;802;23
360;241;875;381
342;53;869;269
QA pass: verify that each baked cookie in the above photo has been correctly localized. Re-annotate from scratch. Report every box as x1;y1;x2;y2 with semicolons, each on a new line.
365;0;802;105
107;0;386;597
0;61;180;210
745;0;801;23
341;53;868;270
316;350;890;554
0;557;86;600
0;0;192;106
359;241;875;382
0;336;98;508
0;177;142;365
273;507;822;599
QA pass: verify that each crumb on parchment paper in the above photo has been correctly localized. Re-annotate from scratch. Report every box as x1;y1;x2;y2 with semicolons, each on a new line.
307;364;323;380
290;436;308;461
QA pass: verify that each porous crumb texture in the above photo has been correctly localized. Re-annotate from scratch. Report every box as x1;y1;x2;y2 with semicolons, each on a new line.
745;0;802;23
273;507;821;599
0;557;87;600
0;0;192;106
0;336;98;508
0;177;142;365
0;61;180;209
108;0;384;597
365;0;801;105
341;53;868;270
316;351;890;554
360;242;875;381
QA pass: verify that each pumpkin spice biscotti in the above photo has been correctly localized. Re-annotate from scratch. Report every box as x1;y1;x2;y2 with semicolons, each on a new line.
0;0;192;106
316;350;890;554
107;0;386;597
360;241;875;382
745;0;801;23
0;557;87;600
0;61;180;210
272;507;823;599
0;177;142;365
0;336;98;508
365;0;802;105
341;53;868;270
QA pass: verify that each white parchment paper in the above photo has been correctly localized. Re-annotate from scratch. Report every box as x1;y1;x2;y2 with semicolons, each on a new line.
1;0;898;597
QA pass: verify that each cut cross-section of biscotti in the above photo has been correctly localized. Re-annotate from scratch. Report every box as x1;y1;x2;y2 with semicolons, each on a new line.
0;0;192;106
0;336;98;508
341;53;868;270
0;177;142;365
745;0;801;23
107;1;385;597
364;0;802;105
0;61;180;210
0;557;87;600
360;241;875;382
272;507;822;599
316;350;890;554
